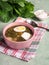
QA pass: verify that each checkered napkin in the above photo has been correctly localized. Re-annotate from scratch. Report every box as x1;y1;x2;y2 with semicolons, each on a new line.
0;17;48;62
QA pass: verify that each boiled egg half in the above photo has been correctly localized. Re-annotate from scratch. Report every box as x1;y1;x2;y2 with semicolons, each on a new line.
14;26;26;32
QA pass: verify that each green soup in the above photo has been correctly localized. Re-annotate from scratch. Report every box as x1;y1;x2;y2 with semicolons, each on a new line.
5;25;33;42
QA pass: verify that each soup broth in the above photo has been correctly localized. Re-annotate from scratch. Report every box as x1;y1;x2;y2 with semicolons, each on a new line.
5;25;33;42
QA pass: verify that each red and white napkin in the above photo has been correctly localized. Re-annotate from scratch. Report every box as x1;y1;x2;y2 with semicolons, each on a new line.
0;17;48;61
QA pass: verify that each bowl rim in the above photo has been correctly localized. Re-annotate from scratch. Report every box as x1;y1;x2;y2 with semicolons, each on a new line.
3;22;34;43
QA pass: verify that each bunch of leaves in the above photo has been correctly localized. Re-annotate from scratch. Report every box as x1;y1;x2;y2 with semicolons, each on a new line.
0;0;35;23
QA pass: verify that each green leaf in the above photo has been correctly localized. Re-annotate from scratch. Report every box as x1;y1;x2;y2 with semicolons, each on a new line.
18;2;25;7
25;1;34;11
2;0;8;1
14;7;21;16
8;0;25;4
0;1;13;12
0;10;11;22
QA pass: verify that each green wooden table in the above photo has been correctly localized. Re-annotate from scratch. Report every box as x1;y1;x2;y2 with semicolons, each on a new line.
0;0;49;65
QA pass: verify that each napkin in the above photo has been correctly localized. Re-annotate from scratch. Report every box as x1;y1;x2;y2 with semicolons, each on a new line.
34;10;49;20
0;17;48;62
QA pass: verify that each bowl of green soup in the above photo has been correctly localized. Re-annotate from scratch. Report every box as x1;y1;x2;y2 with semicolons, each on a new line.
3;22;34;49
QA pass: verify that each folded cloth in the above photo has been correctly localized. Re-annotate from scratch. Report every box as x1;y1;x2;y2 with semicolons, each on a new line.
0;17;48;62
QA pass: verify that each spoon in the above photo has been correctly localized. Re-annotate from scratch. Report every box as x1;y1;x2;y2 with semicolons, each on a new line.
25;19;49;31
13;18;49;31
